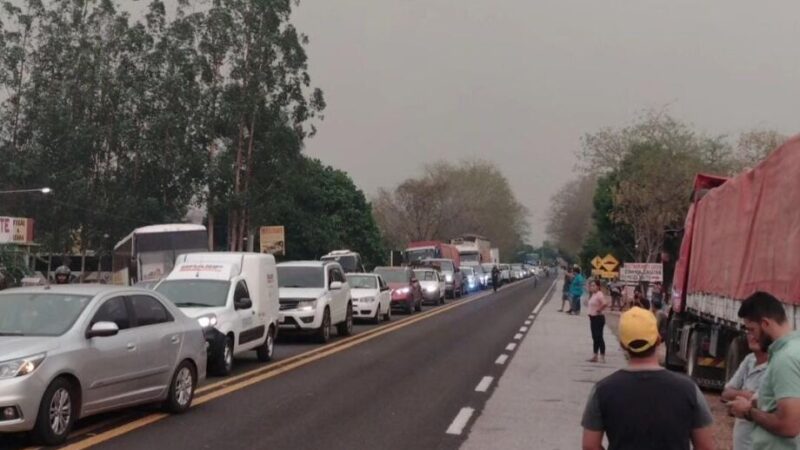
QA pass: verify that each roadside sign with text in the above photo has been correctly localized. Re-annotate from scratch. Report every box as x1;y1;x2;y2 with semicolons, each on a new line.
619;263;663;283
592;268;619;279
0;217;34;244
591;256;603;270
260;226;286;255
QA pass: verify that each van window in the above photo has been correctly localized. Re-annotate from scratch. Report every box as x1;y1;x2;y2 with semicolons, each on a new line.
233;281;250;303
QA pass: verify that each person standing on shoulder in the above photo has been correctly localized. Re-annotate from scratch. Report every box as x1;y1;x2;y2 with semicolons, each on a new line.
568;266;585;315
729;292;800;450
723;332;769;450
581;307;715;450
559;267;574;312
586;279;609;363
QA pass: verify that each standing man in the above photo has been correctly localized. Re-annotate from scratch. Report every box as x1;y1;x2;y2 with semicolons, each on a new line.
568;265;585;315
729;292;800;450
559;267;574;312
582;307;715;450
723;332;769;450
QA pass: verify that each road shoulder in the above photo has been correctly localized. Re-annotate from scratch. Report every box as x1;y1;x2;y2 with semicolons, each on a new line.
462;289;624;450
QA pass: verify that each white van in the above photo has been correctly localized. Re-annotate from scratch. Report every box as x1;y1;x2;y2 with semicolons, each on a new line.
155;252;280;376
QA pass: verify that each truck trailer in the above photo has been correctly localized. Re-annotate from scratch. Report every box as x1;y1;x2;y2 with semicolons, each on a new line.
665;136;800;389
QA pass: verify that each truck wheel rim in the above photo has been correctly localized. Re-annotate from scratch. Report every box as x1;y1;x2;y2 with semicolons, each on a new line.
49;388;71;435
175;367;193;406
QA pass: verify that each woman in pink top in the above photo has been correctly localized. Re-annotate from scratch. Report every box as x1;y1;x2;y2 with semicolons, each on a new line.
587;279;608;363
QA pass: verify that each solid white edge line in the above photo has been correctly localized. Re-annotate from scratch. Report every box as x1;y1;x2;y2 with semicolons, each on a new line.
514;333;523;340
505;343;517;351
475;376;494;393
495;354;509;365
446;407;476;435
533;279;557;315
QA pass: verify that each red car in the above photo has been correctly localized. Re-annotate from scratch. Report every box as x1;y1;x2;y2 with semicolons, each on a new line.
373;266;423;314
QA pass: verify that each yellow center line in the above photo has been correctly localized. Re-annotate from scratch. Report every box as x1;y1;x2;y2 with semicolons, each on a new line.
61;290;497;450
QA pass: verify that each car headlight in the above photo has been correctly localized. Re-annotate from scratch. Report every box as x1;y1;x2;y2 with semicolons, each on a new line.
445;274;453;282
297;299;318;312
197;314;218;329
0;353;46;379
425;286;437;292
395;287;411;295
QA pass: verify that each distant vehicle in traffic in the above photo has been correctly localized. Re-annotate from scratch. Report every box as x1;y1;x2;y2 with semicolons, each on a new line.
346;273;392;323
404;241;461;267
481;263;499;286
276;261;353;343
0;285;206;445
499;264;511;283
460;266;480;292
413;268;445;305
155;253;280;376
112;224;208;286
374;266;423;314
451;234;491;264
510;264;524;281
466;263;489;289
414;258;463;299
321;250;365;274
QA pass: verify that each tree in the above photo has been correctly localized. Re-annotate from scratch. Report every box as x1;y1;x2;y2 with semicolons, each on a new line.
373;160;529;259
734;128;787;169
545;174;596;259
257;157;385;268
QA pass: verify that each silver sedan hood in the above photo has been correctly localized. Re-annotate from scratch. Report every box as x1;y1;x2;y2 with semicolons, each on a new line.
0;336;59;361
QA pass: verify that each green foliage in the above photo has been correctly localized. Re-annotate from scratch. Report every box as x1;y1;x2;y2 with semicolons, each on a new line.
257;158;386;268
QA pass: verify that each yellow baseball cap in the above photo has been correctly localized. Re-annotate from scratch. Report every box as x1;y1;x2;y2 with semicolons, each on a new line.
619;307;659;353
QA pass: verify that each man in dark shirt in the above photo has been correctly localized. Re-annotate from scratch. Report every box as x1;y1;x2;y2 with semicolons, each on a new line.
581;307;715;450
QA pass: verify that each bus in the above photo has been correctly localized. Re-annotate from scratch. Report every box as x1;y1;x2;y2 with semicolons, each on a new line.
112;224;208;286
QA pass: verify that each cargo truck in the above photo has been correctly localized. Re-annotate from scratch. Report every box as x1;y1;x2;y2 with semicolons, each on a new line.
405;241;461;267
450;234;491;264
665;136;800;389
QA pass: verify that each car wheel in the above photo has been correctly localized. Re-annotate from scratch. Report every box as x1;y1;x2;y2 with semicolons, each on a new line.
384;304;392;322
256;326;275;362
316;308;332;343
210;335;234;376
337;303;354;336
33;377;76;446
164;360;197;413
372;305;382;325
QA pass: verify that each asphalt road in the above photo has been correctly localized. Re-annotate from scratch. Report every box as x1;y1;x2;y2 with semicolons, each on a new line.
2;277;553;450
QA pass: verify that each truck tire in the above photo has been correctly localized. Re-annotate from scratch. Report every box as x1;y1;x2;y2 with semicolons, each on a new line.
664;318;685;371
725;336;748;383
686;331;724;390
210;335;234;376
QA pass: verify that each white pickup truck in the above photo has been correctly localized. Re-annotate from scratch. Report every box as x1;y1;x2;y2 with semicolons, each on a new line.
155;252;280;376
277;261;353;343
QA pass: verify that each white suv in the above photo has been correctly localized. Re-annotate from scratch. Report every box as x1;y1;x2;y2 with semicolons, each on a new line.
277;261;353;343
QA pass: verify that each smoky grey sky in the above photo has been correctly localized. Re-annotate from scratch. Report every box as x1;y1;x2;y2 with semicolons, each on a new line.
290;0;799;244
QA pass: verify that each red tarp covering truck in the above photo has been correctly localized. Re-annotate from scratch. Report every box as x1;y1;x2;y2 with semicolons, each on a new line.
666;135;800;388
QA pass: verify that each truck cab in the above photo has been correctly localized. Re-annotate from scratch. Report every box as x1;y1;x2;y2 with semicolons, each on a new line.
155;252;280;376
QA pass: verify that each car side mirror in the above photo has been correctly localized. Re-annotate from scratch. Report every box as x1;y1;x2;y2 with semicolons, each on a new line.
87;321;119;338
330;281;343;290
235;297;253;310
381;286;391;292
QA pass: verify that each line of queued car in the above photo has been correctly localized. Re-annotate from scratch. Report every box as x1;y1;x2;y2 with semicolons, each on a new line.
0;248;534;445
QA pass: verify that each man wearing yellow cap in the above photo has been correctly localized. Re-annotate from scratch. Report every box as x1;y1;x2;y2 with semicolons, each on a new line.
581;307;715;450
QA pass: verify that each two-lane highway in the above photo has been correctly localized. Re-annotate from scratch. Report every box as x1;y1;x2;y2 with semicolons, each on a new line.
3;277;554;450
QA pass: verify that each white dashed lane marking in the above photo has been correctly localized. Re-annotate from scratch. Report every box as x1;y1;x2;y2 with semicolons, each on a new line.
505;343;517;352
446;407;476;435
475;376;493;393
495;354;509;365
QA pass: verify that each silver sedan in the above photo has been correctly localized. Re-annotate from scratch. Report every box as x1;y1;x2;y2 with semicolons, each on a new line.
0;285;207;445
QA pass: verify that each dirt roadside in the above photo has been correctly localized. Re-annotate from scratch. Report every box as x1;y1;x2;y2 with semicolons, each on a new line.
604;311;734;450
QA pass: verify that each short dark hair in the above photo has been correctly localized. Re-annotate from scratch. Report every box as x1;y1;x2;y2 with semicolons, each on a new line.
738;291;787;324
574;266;582;275
626;341;658;359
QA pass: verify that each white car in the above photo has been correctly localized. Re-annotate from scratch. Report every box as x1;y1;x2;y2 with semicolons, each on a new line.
414;268;445;305
277;261;353;343
346;273;392;323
